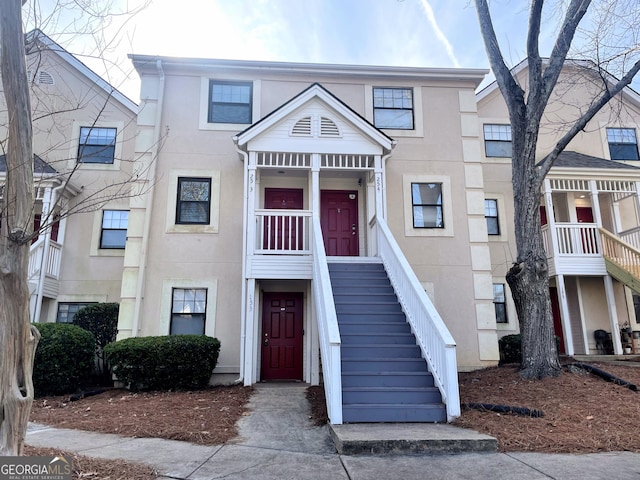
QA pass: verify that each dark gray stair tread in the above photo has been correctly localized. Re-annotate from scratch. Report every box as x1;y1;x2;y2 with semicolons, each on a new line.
341;334;415;344
342;386;442;404
339;324;411;334
337;313;407;320
342;404;447;423
342;372;435;387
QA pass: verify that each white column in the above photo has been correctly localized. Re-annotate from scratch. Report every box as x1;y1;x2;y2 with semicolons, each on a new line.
604;275;623;355
589;180;603;227
243;278;257;385
311;154;320;216
374;155;384;221
32;186;54;323
555;275;575;355
543;179;560;262
246;153;258;256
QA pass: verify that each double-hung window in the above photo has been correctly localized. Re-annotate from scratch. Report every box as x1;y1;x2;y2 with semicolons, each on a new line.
171;288;207;335
607;128;639;160
78;127;117;163
493;284;508;324
373;87;414;129
208;81;252;124
485;199;500;235
411;183;443;228
57;302;96;323
483;124;512;158
176;177;211;225
100;210;128;249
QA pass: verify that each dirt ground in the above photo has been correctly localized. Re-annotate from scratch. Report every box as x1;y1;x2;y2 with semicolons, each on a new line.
26;362;640;477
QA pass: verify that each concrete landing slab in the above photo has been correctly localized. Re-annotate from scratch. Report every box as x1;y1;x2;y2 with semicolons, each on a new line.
329;422;498;455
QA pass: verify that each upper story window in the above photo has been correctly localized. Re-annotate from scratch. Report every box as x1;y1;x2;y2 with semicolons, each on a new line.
607;128;639;160
411;183;443;228
78;127;117;164
485;199;500;235
483;124;512;158
373;87;414;130
100;210;129;249
208;81;252;124
176;177;211;225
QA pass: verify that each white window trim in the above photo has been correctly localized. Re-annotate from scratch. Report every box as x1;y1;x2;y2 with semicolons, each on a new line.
90;204;129;256
485;193;508;242
402;174;454;237
166;168;221;234
160;279;218;337
68;121;124;171
365;85;424;138
480;117;512;164
199;78;261;131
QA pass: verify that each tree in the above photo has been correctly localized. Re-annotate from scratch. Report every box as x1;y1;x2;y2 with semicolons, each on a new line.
474;0;640;379
0;0;150;455
0;0;40;456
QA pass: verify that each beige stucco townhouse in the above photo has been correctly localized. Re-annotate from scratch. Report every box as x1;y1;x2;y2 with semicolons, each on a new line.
0;31;137;327
478;59;640;358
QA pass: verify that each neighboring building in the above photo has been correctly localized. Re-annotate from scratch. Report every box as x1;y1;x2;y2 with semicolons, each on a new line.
0;30;137;325
478;59;640;357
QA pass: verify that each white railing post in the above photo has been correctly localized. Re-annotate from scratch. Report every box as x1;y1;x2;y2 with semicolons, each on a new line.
311;216;342;424
373;215;460;421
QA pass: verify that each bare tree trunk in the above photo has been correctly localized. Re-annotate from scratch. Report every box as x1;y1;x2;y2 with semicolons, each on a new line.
0;0;41;455
508;145;560;379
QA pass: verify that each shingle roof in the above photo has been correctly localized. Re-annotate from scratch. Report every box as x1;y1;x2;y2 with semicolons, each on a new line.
0;154;58;174
553;151;640;170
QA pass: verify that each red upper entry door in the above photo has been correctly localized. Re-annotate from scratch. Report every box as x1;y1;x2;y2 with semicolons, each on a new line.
320;190;358;256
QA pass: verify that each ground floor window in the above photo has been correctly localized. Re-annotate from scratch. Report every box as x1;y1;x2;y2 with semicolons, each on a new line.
170;288;207;334
493;284;508;324
56;302;97;323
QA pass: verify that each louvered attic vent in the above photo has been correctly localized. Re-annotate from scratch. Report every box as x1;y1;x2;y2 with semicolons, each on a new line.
26;69;55;85
320;117;340;137
291;116;312;136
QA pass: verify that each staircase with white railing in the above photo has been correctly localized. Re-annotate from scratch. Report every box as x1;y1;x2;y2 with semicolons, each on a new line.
600;227;640;294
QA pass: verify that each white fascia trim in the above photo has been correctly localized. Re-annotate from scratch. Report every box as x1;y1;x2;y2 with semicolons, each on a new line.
32;31;138;113
548;167;640;180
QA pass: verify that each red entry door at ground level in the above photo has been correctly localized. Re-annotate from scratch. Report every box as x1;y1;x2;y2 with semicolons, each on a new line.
263;188;304;251
261;292;303;381
550;287;566;354
320;190;358;256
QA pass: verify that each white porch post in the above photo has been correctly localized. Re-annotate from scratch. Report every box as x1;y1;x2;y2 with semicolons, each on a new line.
635;181;640;226
32;186;54;323
243;278;257;385
543;179;560;259
242;152;258;385
310;154;320;216
555;274;575;355
589;180;603;227
374;155;384;221
604;275;624;355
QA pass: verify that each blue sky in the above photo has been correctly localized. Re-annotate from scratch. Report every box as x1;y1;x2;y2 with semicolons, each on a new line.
29;0;574;102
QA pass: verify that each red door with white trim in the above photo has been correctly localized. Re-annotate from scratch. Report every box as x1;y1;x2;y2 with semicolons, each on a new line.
550;287;566;354
261;292;303;381
264;188;303;251
320;190;358;256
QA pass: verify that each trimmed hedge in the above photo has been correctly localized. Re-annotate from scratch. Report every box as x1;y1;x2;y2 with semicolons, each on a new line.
498;333;560;365
104;335;220;391
33;323;96;396
73;303;119;353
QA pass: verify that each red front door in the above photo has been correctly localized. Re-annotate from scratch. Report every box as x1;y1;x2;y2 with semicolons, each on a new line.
320;190;358;256
550;287;566;354
261;292;304;381
576;207;594;223
264;188;303;251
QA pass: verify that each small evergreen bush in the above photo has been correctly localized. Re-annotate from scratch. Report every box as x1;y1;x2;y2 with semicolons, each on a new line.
498;333;561;365
33;323;96;396
104;335;220;391
73;302;119;381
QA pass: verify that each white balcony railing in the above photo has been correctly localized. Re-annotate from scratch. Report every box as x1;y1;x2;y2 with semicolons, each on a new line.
254;209;311;255
29;238;62;280
311;216;342;424
373;215;460;421
542;223;601;257
619;226;640;251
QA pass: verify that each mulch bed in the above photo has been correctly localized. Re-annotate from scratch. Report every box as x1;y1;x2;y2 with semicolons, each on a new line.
455;362;640;453
29;385;253;446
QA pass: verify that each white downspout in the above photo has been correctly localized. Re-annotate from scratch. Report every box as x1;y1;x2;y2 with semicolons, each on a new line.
33;181;65;323
234;143;249;384
131;59;165;337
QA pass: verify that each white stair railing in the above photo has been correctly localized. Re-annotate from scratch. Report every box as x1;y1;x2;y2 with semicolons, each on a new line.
373;216;460;421
311;216;343;424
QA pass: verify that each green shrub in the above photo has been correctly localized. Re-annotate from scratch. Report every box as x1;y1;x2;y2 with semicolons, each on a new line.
498;334;522;365
33;323;96;396
498;334;561;365
73;303;119;381
104;335;220;391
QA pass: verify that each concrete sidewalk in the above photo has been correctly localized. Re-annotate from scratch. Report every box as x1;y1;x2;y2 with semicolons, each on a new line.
26;383;640;479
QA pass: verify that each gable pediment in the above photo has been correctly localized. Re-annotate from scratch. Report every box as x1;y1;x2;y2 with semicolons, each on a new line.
235;83;394;155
